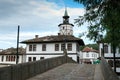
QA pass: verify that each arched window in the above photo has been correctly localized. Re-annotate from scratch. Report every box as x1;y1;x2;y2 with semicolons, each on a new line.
11;56;13;61
6;56;8;61
104;45;108;53
13;56;16;61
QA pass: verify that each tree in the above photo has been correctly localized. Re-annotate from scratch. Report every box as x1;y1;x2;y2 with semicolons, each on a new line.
74;0;120;72
74;0;120;43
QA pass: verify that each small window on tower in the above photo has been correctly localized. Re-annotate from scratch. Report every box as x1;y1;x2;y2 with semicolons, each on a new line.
63;27;64;30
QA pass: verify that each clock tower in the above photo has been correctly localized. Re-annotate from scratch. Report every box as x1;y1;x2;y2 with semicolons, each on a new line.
58;8;74;36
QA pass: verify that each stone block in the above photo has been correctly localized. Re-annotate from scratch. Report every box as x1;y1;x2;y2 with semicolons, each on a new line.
11;64;22;80
100;57;119;80
0;66;11;80
21;63;30;80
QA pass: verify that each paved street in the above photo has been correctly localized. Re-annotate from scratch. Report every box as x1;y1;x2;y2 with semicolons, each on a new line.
27;63;104;80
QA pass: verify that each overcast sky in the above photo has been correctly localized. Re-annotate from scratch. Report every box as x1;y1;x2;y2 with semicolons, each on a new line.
0;0;94;49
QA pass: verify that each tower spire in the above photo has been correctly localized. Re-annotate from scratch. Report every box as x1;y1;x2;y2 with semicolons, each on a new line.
64;7;68;17
58;8;74;36
63;7;69;24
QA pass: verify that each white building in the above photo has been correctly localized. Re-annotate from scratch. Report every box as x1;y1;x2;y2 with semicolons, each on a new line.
98;42;120;73
21;9;84;63
79;47;99;64
0;47;26;65
98;42;120;59
0;55;25;64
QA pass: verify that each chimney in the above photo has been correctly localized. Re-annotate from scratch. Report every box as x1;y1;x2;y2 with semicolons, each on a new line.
58;33;60;36
35;35;39;39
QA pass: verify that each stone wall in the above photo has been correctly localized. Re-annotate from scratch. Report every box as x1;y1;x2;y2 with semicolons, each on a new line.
100;56;119;80
0;56;75;80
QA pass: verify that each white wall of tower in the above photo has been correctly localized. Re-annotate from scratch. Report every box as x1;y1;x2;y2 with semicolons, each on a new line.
59;24;73;35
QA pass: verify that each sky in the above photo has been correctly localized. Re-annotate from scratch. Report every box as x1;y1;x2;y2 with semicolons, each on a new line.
0;0;94;49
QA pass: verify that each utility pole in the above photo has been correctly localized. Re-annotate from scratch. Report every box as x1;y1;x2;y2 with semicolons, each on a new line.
16;25;20;64
112;22;116;72
64;36;67;63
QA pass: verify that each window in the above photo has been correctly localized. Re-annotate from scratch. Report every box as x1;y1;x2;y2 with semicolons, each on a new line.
1;56;4;61
5;55;16;62
95;54;97;57
104;45;108;53
42;44;46;51
86;53;89;57
67;43;72;51
29;44;36;51
40;57;44;60
6;56;9;61
11;56;14;61
28;57;32;62
8;56;10;61
119;47;120;54
55;44;59;51
29;45;32;51
63;27;64;29
92;54;94;57
61;44;65;51
33;57;36;61
14;56;15;61
68;33;70;35
33;45;36;51
11;56;16;61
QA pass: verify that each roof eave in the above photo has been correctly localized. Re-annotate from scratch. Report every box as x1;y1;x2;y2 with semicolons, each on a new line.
21;40;85;45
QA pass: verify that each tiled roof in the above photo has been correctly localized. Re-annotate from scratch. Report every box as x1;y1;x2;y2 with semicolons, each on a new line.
0;47;26;55
21;35;84;45
82;47;99;53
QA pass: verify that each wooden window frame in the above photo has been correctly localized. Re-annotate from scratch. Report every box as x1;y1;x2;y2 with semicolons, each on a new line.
33;57;36;61
28;57;32;62
29;45;32;51
29;44;36;51
104;45;108;53
61;43;65;51
33;44;36;51
42;44;46;51
67;43;72;51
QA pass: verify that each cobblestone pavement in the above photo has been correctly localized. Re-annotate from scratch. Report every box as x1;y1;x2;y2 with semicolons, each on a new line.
27;63;103;80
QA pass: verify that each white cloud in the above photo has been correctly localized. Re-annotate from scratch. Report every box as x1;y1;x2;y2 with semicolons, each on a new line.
0;0;93;49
